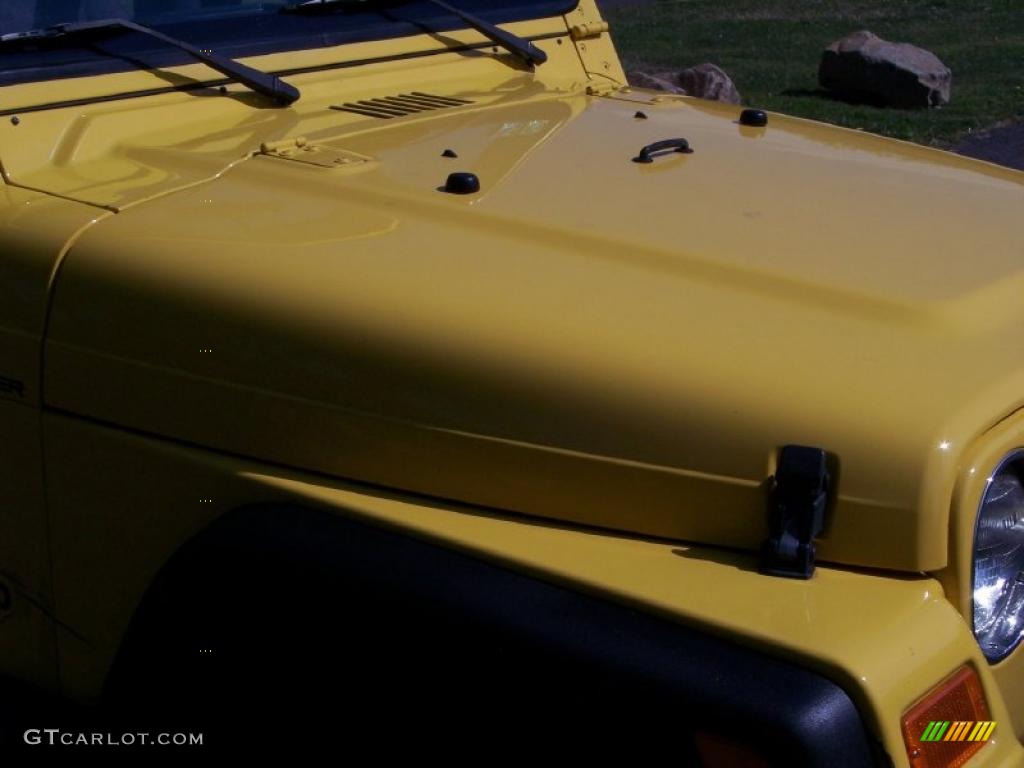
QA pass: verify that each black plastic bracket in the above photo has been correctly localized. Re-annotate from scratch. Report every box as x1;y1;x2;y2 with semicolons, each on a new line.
760;445;830;579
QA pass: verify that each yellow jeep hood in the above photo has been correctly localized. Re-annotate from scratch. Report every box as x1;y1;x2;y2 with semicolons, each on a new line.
44;90;1024;572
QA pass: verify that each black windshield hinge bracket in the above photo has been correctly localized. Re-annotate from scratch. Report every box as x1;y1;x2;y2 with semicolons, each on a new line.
760;445;830;580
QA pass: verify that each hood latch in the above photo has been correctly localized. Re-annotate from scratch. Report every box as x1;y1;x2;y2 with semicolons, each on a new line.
760;445;830;579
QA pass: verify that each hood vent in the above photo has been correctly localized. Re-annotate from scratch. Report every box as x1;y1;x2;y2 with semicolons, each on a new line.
331;92;474;120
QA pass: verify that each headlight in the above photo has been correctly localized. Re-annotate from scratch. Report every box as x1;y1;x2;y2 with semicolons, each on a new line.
973;449;1024;662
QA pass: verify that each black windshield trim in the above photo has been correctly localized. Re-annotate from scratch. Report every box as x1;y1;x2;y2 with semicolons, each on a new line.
0;18;300;104
0;0;577;88
285;0;548;65
0;31;566;117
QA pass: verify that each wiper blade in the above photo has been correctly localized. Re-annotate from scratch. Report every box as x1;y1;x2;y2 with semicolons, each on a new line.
0;18;300;105
284;0;547;66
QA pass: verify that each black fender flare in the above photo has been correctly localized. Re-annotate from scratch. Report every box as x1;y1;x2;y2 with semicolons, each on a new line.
104;503;885;765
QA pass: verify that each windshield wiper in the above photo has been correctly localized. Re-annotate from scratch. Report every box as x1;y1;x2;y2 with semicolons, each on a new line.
0;18;300;105
284;0;547;66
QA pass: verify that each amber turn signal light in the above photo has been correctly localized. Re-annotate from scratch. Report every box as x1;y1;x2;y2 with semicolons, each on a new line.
901;665;993;768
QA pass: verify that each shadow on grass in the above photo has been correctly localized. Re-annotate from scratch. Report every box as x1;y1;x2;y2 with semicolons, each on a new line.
781;87;890;108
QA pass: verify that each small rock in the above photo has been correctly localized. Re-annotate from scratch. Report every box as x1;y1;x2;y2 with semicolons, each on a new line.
819;30;951;108
678;63;742;104
625;70;688;95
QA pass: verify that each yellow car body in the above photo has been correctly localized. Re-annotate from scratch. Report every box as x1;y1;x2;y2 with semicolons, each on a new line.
0;0;1022;763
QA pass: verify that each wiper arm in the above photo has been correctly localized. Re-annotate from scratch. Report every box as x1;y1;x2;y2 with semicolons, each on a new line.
284;0;547;66
0;18;300;105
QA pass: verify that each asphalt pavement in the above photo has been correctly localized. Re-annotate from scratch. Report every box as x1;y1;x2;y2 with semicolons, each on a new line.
953;121;1024;171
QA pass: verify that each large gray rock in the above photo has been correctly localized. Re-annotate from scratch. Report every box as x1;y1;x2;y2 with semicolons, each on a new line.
819;30;951;108
678;63;742;104
626;70;687;95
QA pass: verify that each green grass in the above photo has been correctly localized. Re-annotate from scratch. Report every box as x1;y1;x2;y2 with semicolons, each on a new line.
601;0;1024;145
